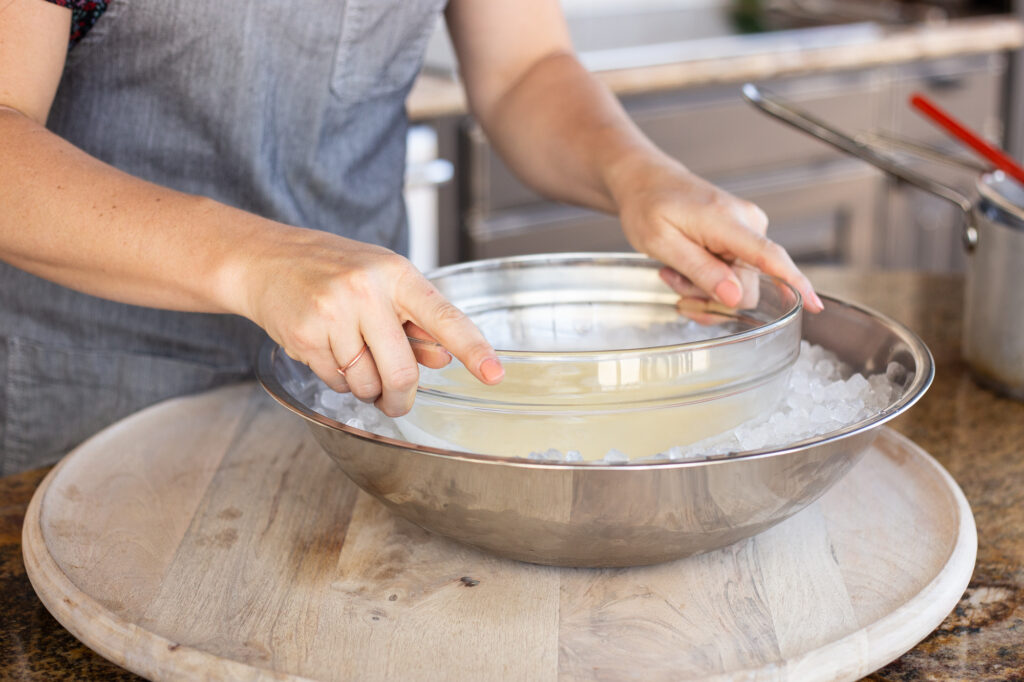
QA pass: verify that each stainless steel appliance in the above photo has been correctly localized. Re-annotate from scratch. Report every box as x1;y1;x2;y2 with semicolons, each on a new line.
745;84;1024;399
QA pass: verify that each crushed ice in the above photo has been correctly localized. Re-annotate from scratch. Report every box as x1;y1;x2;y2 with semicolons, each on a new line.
308;340;908;464
655;340;907;461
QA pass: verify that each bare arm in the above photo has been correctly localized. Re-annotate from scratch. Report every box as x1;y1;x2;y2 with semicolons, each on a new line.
0;0;246;311
446;0;823;311
0;0;502;416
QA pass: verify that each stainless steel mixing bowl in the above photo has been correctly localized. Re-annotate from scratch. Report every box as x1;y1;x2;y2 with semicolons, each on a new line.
257;274;933;568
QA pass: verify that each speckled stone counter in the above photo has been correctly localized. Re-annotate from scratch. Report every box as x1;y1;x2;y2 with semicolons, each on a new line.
2;268;1022;680
407;16;1024;119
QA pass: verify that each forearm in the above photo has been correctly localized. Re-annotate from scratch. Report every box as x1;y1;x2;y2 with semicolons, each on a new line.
469;49;822;312
0;106;275;316
473;52;673;214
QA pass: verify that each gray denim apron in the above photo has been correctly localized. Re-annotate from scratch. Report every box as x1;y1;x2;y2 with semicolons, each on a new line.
0;0;447;474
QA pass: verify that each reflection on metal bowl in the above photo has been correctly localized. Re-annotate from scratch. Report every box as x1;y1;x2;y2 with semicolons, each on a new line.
257;293;932;568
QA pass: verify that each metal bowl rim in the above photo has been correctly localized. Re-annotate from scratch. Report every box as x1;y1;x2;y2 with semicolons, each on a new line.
257;293;933;471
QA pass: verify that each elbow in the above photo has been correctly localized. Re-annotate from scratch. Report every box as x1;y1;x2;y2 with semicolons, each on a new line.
0;102;46;127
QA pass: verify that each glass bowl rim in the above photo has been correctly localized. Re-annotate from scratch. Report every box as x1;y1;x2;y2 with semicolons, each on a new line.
407;252;803;362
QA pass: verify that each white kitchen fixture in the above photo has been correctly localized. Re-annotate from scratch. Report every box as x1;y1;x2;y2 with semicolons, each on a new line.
404;125;453;273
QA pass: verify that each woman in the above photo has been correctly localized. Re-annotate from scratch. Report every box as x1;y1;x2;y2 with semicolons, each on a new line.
0;0;823;474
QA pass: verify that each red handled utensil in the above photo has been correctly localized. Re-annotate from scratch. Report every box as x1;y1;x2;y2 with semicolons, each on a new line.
910;92;1024;187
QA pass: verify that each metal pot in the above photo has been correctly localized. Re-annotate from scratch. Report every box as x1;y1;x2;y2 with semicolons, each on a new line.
744;84;1024;400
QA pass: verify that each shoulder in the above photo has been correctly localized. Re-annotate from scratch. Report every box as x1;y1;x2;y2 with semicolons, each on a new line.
38;0;111;47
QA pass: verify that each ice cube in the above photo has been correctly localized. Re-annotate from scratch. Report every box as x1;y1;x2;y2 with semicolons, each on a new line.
603;448;629;464
845;373;870;398
354;403;382;428
318;390;347;411
814;360;839;381
790;368;812;394
886;361;908;385
543;448;563;461
665;446;685;460
789;406;811;423
736;427;762;451
810;405;832;424
787;392;815;413
831;401;858;423
823;380;849;401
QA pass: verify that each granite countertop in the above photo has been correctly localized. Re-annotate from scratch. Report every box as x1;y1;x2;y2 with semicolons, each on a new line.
407;16;1024;120
2;267;1023;680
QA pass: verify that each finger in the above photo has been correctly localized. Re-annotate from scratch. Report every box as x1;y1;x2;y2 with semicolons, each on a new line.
404;321;452;369
331;337;382;404
653;233;745;308
658;266;706;299
674;297;732;327
359;310;420;417
738;200;769;237
714;224;824;313
303;349;351;393
659;267;726;326
731;262;762;310
400;281;503;386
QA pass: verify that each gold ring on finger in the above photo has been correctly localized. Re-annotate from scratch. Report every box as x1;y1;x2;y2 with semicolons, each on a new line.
336;344;368;377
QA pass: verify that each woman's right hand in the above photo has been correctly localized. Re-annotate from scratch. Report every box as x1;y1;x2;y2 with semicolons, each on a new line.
233;226;504;417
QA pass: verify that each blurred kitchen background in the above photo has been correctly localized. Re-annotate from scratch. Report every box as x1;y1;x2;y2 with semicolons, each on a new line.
403;0;1023;274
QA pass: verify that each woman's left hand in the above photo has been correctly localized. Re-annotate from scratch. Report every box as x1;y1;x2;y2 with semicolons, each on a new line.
608;155;824;313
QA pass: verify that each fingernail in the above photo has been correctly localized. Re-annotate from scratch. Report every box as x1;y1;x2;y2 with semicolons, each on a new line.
479;357;504;383
714;279;741;307
811;291;825;312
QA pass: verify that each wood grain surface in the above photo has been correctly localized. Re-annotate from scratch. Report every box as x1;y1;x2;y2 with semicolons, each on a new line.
22;383;976;681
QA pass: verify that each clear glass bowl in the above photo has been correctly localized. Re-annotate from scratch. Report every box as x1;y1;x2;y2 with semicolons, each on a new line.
396;253;802;460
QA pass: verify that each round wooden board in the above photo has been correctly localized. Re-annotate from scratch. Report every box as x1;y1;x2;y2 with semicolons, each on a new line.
23;383;976;682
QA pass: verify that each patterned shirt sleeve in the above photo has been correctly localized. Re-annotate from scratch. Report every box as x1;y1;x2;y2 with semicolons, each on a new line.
42;0;109;48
